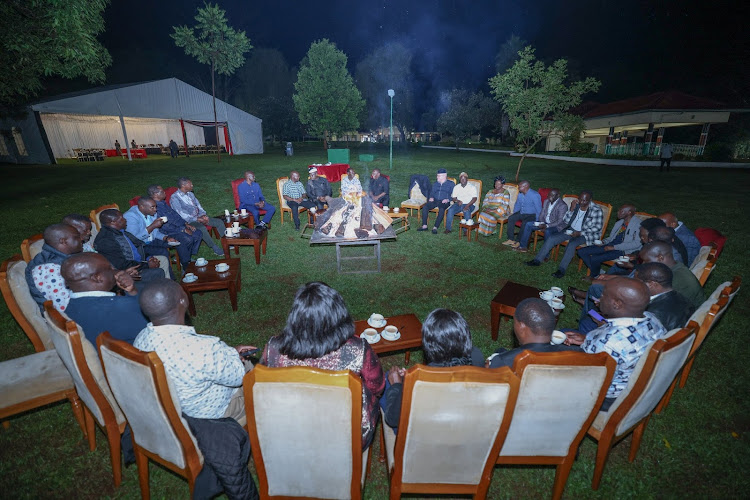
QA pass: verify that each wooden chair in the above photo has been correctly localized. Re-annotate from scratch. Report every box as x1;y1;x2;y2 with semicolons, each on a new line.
231;178;269;227
586;325;696;490
553;200;612;263
381;365;519;499
532;194;576;251
276;176;307;225
689;243;718;286
90;203;119;231
44;304;127;487
98;333;203;499
20;234;44;262
495;182;519;239
497;351;615;500
400;178;427;219
244;365;369;499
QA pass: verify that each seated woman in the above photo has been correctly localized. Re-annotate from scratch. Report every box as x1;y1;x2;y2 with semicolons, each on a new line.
261;282;385;448
477;176;511;236
381;308;484;430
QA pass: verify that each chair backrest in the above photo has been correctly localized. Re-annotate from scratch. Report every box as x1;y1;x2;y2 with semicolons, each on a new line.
98;333;203;472
231;178;244;209
709;276;741;303
244;365;364;499
0;255;53;351
164;186;178;205
499;351;615;458
594;325;696;437
276;177;290;210
21;234;44;262
561;194;577;210
43;303;125;428
468;179;483;203
128;196;140;207
90;203;119;231
391;365;519;496
594;200;613;239
505;183;519;213
537;187;551;202
690;243;718;286
635;211;656;221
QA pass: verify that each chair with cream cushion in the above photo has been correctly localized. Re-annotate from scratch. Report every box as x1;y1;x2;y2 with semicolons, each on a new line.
1;255;54;352
496;182;519;239
98;332;203;499
586;325;696;490
689;243;718;286
44;303;127;486
243;365;369;499
21;234;44;262
276;176;307;225
497;351;615;500
90;203;119;231
381;365;519;499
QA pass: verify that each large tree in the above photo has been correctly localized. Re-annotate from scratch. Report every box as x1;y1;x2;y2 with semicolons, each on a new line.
436;89;499;150
293;39;364;149
172;3;252;162
355;43;414;144
0;0;112;113
489;46;600;181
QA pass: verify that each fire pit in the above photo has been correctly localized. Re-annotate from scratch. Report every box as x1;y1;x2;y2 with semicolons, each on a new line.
309;195;396;244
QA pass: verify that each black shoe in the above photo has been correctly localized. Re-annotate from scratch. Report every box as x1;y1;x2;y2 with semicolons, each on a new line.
525;260;541;266
432;228;438;234
444;229;452;234
552;270;565;278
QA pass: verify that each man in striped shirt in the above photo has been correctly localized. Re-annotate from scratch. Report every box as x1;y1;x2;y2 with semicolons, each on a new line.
283;170;316;230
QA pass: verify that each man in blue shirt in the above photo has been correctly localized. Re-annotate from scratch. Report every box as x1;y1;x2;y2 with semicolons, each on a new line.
502;180;542;248
123;197;179;270
237;170;275;229
418;168;455;234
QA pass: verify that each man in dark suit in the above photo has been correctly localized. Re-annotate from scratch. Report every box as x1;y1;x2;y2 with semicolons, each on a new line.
635;262;695;331
516;188;568;253
487;298;579;368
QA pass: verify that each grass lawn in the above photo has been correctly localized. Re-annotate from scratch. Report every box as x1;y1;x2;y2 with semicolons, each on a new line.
1;143;748;498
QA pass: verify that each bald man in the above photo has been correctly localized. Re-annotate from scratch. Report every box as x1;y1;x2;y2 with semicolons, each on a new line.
25;223;82;312
577;204;643;278
61;254;148;346
133;279;256;422
62;214;96;253
659;212;701;266
566;278;667;411
635;262;695;331
640;240;704;308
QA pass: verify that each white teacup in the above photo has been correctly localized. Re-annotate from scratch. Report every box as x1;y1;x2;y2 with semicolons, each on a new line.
540;290;555;301
224;209;230;216
224;228;233;237
370;313;384;323
184;273;196;279
383;206;389;211
215;263;229;272
160;216;168;223
363;328;378;338
460;219;467;224
310;207;317;213
241;209;247;216
550;287;563;297
533;221;542;226
393;207;399;213
383;325;398;337
594;239;602;245
466;219;474;225
548;298;564;310
565;229;574;235
196;258;207;266
550;330;566;345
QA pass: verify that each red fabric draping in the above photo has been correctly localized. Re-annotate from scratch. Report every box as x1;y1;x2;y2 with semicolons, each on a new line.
311;163;349;182
105;149;146;158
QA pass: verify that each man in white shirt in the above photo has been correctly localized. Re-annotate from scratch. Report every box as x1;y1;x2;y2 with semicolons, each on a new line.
341;167;363;199
444;172;477;233
660;143;673;172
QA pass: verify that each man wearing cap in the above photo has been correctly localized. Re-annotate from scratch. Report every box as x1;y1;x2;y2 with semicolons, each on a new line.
306;166;332;210
502;180;542;248
444;172;477;233
418;168;455;234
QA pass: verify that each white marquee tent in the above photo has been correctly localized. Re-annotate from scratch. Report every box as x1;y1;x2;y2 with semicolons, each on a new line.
0;78;263;164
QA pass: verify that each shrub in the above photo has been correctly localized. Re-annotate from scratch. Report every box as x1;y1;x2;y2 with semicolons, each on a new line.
702;142;734;162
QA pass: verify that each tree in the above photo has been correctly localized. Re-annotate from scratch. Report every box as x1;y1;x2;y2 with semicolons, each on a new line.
0;0;112;113
355;43;414;144
436;89;498;149
251;96;303;144
172;3;252;162
494;34;527;74
293;39;364;149
489;46;600;181
233;48;295;108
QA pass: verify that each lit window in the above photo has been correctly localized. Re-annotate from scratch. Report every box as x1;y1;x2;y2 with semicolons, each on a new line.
12;127;28;156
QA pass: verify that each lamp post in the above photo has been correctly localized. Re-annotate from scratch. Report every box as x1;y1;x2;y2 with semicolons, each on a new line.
388;89;395;170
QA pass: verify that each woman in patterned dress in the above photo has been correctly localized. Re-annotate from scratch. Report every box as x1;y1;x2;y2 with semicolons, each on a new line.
478;175;511;236
261;282;385;448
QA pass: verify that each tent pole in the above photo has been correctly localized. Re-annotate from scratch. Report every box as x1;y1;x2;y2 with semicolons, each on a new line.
119;114;131;161
180;119;188;157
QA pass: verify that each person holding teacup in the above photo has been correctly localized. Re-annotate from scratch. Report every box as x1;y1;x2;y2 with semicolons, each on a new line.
514;188;567;253
577;204;643;279
238;170;276;230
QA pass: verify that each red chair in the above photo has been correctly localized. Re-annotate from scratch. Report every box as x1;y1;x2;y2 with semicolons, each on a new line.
164;186;178;205
231;178;269;227
694;227;727;257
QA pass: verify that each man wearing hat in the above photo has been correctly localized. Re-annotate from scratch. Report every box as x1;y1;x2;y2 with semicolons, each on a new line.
305;166;332;210
445;172;477;233
419;168;455;233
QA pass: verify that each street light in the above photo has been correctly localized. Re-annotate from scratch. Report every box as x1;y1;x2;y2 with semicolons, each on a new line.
388;89;395;171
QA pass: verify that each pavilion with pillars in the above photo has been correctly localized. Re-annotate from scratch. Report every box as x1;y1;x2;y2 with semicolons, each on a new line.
562;91;744;157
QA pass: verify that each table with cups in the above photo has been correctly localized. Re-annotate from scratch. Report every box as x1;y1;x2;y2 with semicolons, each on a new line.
458;218;477;241
353;313;423;364
490;279;565;340
180;258;242;316
382;206;409;233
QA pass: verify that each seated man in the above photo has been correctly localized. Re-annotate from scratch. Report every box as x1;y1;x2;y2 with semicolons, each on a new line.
305;166;332;210
445;172;478;233
368;168;390;207
237;170;275;229
659;212;701;266
25;223;82;312
133;278;256;422
146;184;203;262
61;253;148;346
565;278;667;411
502;180;541;247
282;170;315;230
635;262;695;331
487;298;580;368
526;190;604;278
62;214;96;253
418;168;455;234
123;197;180;275
93;209;166;283
515;188;567;253
577;204;643;278
639;240;704;308
650;225;688;265
169;176;225;256
340;167;363;199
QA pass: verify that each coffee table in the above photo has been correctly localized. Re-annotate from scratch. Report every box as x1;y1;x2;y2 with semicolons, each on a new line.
490;279;564;340
353;313;422;364
180;258;242;316
459;221;478;241
221;230;267;264
384;208;409;233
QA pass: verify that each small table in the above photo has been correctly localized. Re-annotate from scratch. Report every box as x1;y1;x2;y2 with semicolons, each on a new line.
221;230;267;264
459;221;478;241
490;279;564;340
336;240;380;273
181;258;242;316
384;209;409;233
217;213;255;229
353;313;423;364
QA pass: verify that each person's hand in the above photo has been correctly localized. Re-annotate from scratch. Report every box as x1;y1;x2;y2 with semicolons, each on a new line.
429;197;434;202
197;215;209;224
570;199;579;210
166;237;178;243
184;224;195;234
441;198;450;204
114;270;137;295
538;223;547;229
564;332;586;346
594;274;616;282
235;345;258;356
257;201;265;208
387;366;406;385
604;245;615;251
571;231;582;238
125;265;140;277
148;219;164;230
147;256;159;268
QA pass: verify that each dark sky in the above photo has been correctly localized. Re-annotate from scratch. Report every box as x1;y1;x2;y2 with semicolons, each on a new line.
43;0;750;109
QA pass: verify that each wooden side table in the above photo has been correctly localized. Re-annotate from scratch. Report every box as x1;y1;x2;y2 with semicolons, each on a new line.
181;258;242;316
490;279;564;340
384;209;409;233
221;230;267;264
459;221;478;241
353;313;423;364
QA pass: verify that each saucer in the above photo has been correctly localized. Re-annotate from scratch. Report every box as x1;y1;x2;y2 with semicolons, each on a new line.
367;318;386;328
168;241;181;246
548;302;565;310
215;266;230;272
183;275;198;283
195;261;208;267
381;330;401;341
361;333;381;344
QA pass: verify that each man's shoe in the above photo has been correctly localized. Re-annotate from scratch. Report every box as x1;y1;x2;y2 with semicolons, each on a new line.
432;228;438;234
515;247;528;253
525;260;541;266
511;241;520;248
552;270;566;278
501;239;516;246
214;249;225;256
417;226;428;232
444;229;452;234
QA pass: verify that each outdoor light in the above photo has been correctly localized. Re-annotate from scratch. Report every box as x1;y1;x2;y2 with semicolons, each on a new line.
388;89;395;170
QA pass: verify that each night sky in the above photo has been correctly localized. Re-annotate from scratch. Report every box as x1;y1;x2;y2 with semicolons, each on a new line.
43;0;750;110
